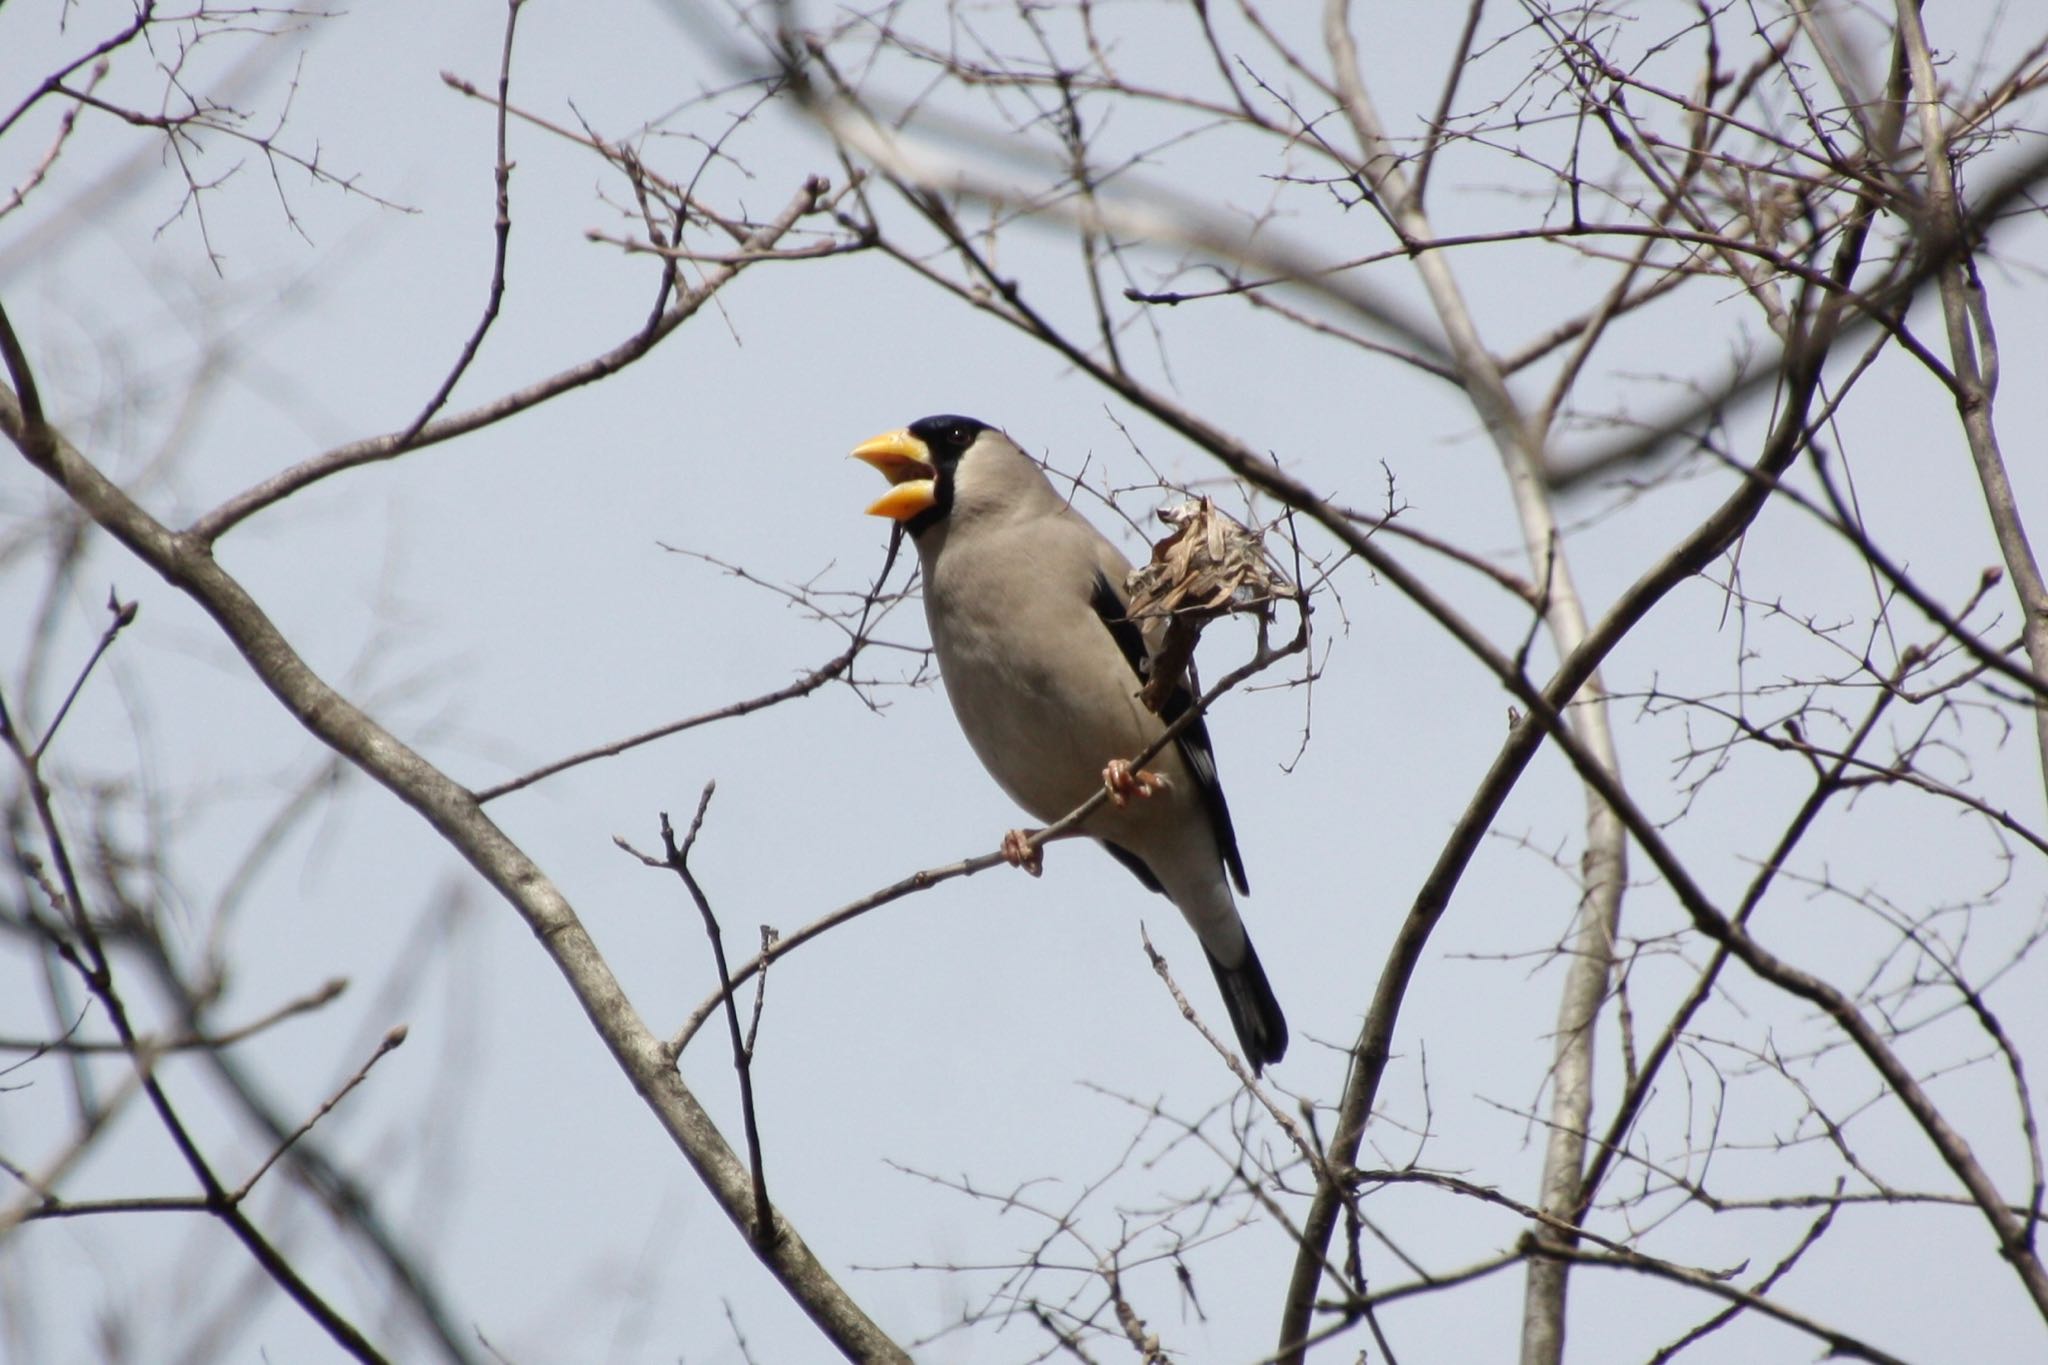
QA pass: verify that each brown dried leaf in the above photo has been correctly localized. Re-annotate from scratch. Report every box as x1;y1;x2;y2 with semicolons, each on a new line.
1125;498;1295;712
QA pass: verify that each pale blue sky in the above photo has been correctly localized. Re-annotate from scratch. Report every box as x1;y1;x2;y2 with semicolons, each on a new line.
5;2;2046;1362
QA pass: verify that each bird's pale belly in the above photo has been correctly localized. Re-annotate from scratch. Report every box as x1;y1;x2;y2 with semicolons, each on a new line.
939;646;1174;828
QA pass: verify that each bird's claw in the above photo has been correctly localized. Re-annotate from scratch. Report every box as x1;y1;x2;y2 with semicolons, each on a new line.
1103;758;1167;807
1001;828;1043;877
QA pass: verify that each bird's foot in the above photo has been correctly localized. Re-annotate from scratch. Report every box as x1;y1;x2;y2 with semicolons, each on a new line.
1001;828;1043;877
1103;758;1167;807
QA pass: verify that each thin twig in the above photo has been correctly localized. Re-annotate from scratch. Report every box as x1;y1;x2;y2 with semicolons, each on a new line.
186;176;838;544
639;785;777;1248
31;588;136;762
0;977;347;1055
397;0;525;445
476;527;906;803
234;1026;408;1200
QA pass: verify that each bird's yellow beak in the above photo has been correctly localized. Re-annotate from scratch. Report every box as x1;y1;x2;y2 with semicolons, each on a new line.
851;429;939;521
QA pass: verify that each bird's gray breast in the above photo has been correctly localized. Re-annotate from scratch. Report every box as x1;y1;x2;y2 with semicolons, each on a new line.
920;522;1165;825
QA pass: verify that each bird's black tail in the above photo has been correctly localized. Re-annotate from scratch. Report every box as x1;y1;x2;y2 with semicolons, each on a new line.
1207;941;1289;1073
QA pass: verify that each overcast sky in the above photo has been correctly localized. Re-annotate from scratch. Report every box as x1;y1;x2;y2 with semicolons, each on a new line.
5;2;2048;1362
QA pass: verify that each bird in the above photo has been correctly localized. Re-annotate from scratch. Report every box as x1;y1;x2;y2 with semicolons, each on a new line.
850;414;1288;1072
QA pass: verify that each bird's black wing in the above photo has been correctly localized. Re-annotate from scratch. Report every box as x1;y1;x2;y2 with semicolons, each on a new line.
1089;570;1249;895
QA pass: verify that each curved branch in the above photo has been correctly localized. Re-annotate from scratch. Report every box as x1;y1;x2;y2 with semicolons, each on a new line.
186;176;837;545
2;367;910;1363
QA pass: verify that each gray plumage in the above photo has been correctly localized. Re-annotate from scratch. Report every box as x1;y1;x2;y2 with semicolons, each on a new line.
854;414;1288;1071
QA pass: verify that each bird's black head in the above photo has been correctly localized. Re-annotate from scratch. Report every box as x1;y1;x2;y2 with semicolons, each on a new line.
894;415;991;535
851;414;1003;537
906;414;990;470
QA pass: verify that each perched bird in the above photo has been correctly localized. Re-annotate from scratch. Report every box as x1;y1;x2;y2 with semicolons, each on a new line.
851;414;1288;1071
